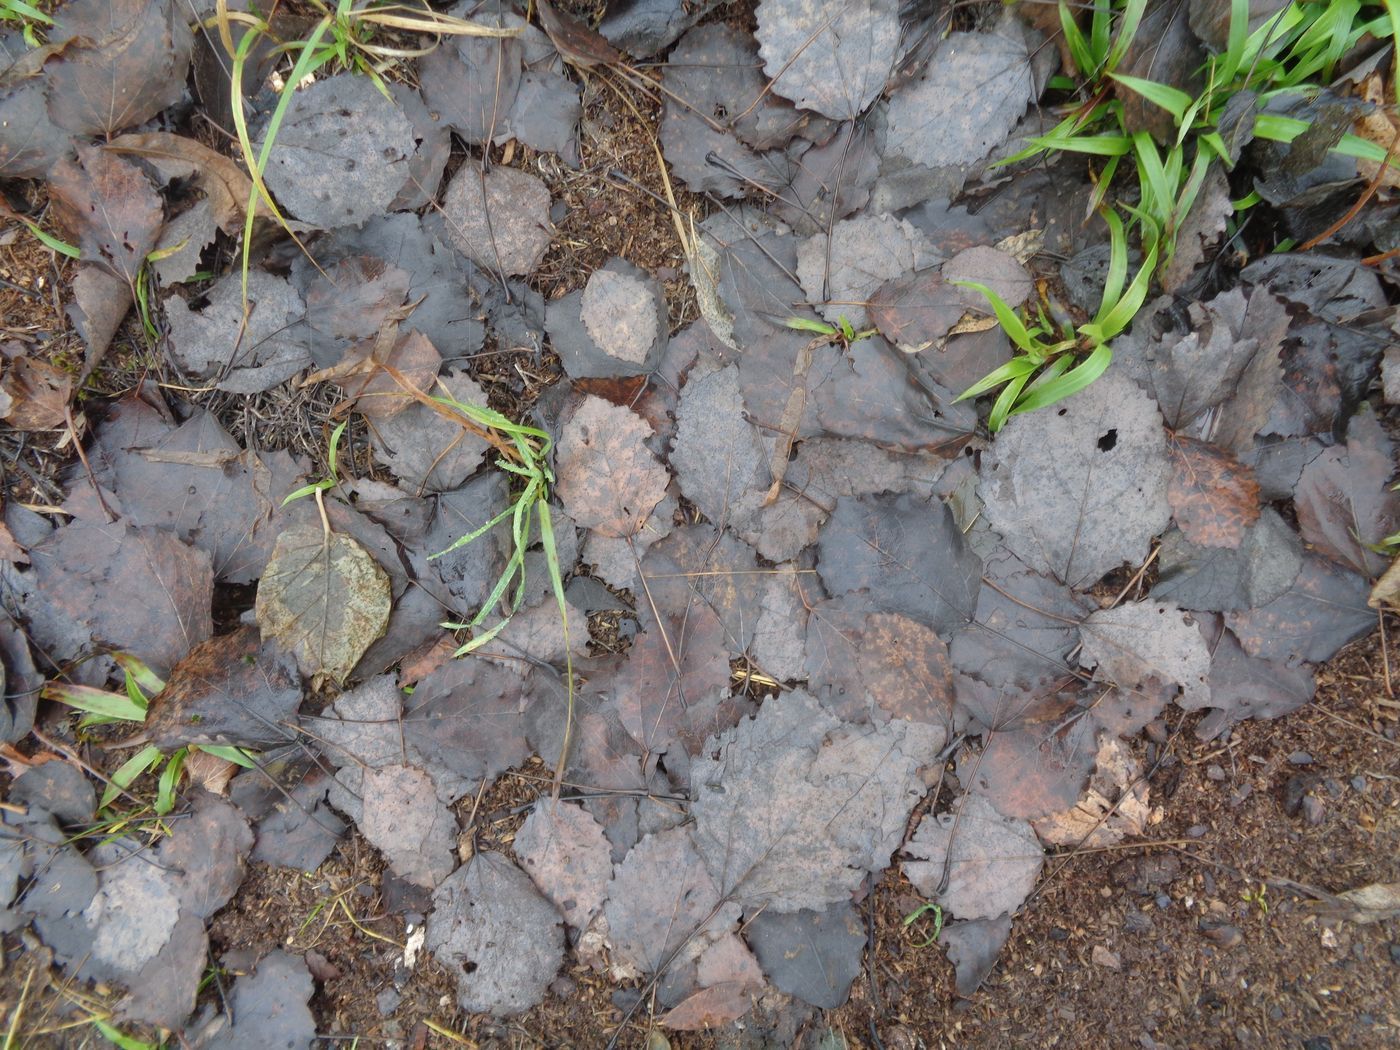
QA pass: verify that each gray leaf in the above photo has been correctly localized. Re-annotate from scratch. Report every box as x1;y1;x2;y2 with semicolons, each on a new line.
903;794;1043;920
756;0;899;120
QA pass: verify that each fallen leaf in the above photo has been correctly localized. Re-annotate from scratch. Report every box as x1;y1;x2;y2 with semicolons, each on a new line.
662;982;755;1031
903;793;1043;920
164;270;310;394
690;689;942;912
816;492;983;637
555;395;670;539
513;800;613;933
1032;734;1156;848
796;214;935;327
157;791;253;919
0;74;71;178
418;20;521;144
958;722;1096;821
1224;553;1375;666
106;131;263;233
755;0;899;120
1294;406;1400;577
939;914;1012;996
144;625;302;750
1166;436;1261;549
770;124;880;234
1189;614;1315;737
1152;509;1303;612
884;26;1034;169
1351;74;1400;188
549;259;668;379
48;143;162;285
359;764;457;889
439;165;552;276
254;523;392;687
221;950;316;1049
428;851;564;1016
1323;882;1400;924
744;902;865;1009
979;372;1173;588
257;73;417;229
44;0;192;138
536;0;622;68
1079;601;1211;712
0;355;71;430
804;597;956;728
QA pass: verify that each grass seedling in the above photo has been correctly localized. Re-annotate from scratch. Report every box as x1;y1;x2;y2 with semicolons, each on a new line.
955;207;1156;430
903;901;945;948
42;656;257;817
282;420;349;506
781;313;878;349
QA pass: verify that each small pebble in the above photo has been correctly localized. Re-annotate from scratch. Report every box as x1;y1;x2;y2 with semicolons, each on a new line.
1186;824;1208;838
1302;1038;1333;1050
1269;1006;1284;1022
1228;783;1252;807
376;988;402;1016
1124;910;1153;934
1049;926;1070;942
1351;775;1367;792
1301;795;1325;825
1155;893;1172;910
1324;778;1344;799
1091;945;1121;971
1288;751;1314;765
1198;920;1243;948
1389;943;1400;965
550;975;578;998
1206;764;1226;782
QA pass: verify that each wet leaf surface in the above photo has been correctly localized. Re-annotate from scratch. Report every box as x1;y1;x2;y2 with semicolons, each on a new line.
220;950;316;1050
48;144;162;286
1152;509;1303;612
165;270;310;394
1224;554;1375;665
958;722;1096;821
745;902;865;1008
359;764;456;889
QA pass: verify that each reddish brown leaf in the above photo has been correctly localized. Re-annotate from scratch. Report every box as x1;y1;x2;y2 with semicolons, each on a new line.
555;396;670;539
0;355;72;430
957;723;1096;821
536;0;622;68
1167;436;1261;549
48;144;163;285
662;982;756;1031
106;132;264;233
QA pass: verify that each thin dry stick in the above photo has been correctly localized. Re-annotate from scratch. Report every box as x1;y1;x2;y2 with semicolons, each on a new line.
1299;123;1400;251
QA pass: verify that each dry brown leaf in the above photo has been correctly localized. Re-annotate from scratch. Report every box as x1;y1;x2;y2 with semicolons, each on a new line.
106;132;268;233
0;355;73;430
1032;735;1159;848
661;982;755;1031
1370;556;1400;610
1352;74;1400;188
554;396;669;539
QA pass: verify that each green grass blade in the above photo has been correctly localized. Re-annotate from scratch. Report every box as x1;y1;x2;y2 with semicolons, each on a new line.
196;745;258;769
1061;0;1094;76
23;222;80;259
950;281;1035;350
1109;73;1192;124
1027;132;1133;157
1097;206;1129;322
1012;344;1113;415
782;316;837;336
42;683;148;722
1106;0;1149;74
100;746;164;810
154;748;187;816
955;356;1039;403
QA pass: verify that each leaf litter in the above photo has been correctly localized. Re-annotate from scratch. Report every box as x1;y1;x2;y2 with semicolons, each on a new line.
4;0;1397;1039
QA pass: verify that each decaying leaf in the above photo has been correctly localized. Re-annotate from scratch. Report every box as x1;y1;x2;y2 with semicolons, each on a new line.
1167;436;1261;549
884;26;1034;170
359;764;456;889
1294;407;1399;577
107;132;263;233
0;355;72;431
755;0;899;120
903;793;1043;920
1079;600;1212;712
440;165;553;276
513;800;613;933
690;689;942;912
662;982;756;1031
144;625;301;750
980;373;1172;588
555;396;670;538
48;143;162;285
957;722;1096;821
1032;734;1157;848
257;74;416;228
796;214;935;327
1152;509;1303;613
1224;553;1375;665
255;523;392;687
428;851;564;1016
939;914;1012;996
744;902;865;1009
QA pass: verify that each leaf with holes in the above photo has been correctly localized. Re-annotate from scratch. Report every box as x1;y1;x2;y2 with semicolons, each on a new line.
1166;437;1261;549
555;396;670;539
48;143;162;285
254;524;392;687
979;373;1172;588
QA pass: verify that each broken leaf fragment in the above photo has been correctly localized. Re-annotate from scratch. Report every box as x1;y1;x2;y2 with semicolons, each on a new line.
255;523;391;687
